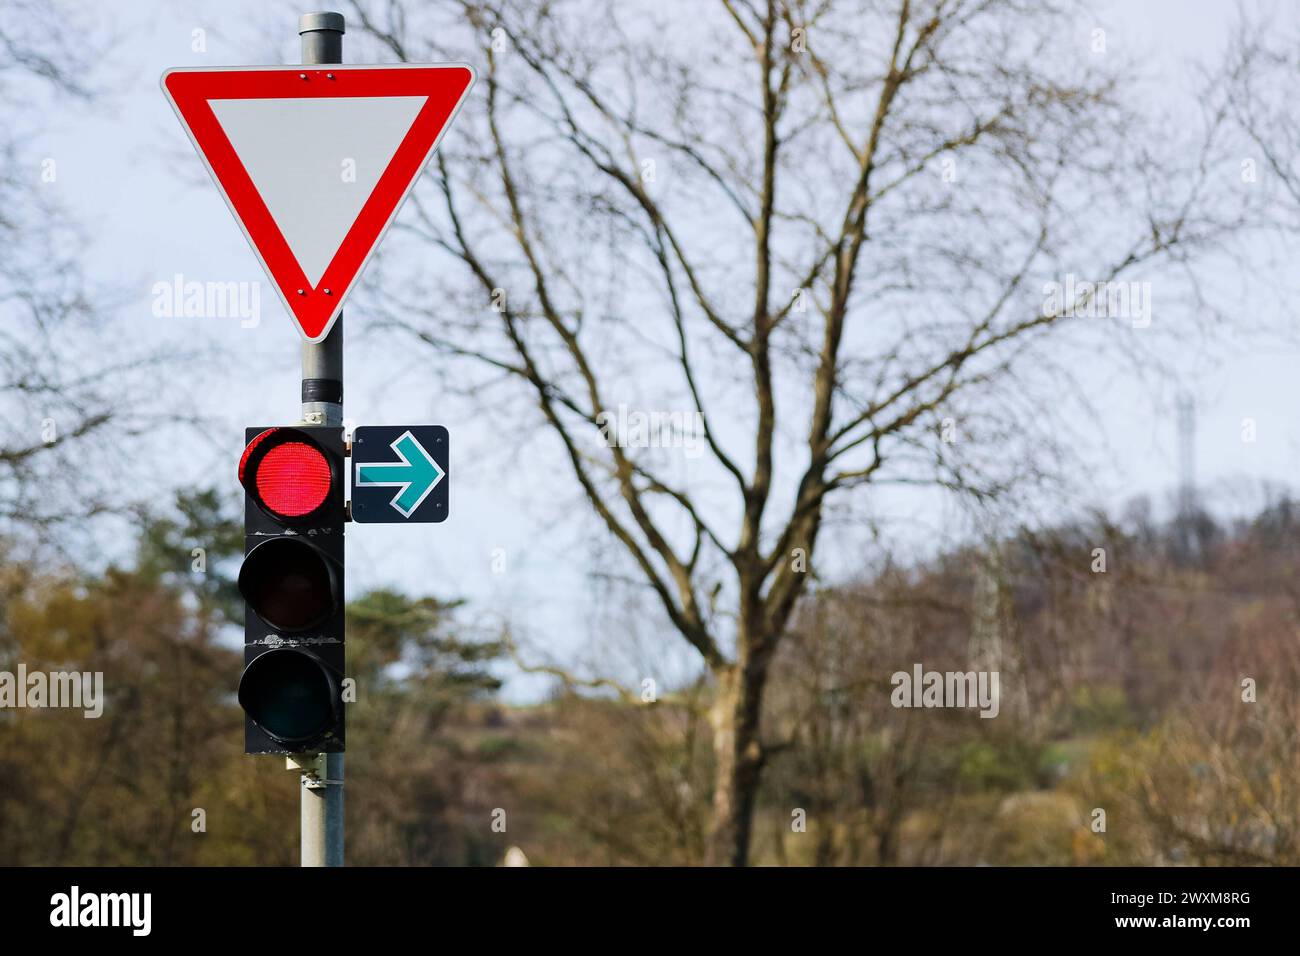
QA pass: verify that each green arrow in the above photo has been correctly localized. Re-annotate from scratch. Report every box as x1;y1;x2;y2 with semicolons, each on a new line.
355;431;444;518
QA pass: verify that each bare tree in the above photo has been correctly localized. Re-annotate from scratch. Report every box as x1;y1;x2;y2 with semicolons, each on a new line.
0;1;165;537
1226;11;1300;226
346;0;1258;864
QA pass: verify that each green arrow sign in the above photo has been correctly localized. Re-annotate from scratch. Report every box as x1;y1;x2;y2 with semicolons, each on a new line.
354;430;445;518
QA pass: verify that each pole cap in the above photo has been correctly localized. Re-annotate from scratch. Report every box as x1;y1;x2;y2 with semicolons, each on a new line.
299;11;345;35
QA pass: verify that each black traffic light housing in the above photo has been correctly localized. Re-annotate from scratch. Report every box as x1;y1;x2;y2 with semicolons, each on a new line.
238;425;345;754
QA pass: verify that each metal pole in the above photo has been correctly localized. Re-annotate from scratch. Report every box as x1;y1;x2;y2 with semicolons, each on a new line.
299;757;327;867
297;753;344;867
300;10;345;430
298;10;345;868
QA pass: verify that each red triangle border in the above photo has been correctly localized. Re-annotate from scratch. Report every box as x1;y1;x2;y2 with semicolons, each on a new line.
163;64;474;342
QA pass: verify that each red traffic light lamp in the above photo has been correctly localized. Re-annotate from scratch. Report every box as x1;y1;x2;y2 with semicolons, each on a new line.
239;427;341;525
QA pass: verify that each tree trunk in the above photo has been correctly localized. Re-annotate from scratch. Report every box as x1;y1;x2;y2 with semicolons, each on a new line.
705;662;768;866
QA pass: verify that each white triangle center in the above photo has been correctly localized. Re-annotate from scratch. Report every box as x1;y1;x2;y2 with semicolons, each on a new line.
210;95;426;286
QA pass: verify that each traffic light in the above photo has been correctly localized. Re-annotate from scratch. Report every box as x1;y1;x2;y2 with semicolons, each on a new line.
237;425;345;754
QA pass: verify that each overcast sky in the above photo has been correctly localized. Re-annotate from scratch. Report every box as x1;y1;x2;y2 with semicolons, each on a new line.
25;0;1300;697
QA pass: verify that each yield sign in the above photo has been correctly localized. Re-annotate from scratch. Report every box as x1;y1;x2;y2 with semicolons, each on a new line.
162;64;474;342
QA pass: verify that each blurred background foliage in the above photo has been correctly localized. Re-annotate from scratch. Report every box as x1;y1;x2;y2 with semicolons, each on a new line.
2;487;1297;866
